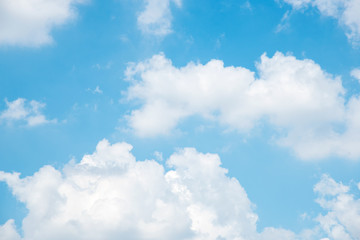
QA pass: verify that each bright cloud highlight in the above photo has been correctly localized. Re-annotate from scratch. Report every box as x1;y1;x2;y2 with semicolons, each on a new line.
137;0;182;36
0;98;56;127
124;52;360;160
0;0;85;47
282;0;360;45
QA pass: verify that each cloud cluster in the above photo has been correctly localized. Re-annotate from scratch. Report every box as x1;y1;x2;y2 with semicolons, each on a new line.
0;98;56;127
282;0;360;45
124;52;360;160
0;139;300;240
0;0;85;47
314;174;360;240
137;0;182;36
1;139;359;239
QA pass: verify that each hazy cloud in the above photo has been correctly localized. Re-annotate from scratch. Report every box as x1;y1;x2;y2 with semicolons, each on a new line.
351;68;360;82
137;0;182;36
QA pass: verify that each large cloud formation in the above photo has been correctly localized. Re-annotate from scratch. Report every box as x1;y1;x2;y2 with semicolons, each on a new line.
1;139;359;239
137;0;182;36
0;0;84;46
281;0;360;45
125;52;360;160
0;139;298;240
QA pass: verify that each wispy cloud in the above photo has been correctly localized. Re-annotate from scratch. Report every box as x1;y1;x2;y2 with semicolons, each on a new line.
275;10;291;33
281;0;360;45
0;98;56;127
351;68;360;83
87;86;103;94
92;62;113;70
137;0;182;36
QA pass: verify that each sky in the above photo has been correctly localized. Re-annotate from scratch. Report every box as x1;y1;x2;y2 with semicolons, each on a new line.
0;0;360;239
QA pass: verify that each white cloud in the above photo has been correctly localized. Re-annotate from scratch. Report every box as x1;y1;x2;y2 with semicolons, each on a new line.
137;0;182;36
87;86;103;94
281;0;360;45
154;151;163;161
351;68;360;82
0;98;56;127
0;0;85;47
0;139;300;240
275;10;291;33
314;175;360;240
1;139;358;239
281;0;312;9
0;220;21;240
124;52;360;160
92;62;112;70
94;86;103;94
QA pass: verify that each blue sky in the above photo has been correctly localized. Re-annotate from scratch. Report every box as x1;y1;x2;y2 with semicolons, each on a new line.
1;0;360;239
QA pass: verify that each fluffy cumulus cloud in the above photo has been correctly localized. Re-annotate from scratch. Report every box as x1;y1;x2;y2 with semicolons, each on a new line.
0;98;56;126
1;139;359;239
281;0;360;45
0;0;85;47
314;175;360;240
124;52;360;160
137;0;182;36
0;139;303;240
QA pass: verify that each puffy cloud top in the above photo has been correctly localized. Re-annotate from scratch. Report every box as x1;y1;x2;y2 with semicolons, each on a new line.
0;139;302;240
125;52;360;160
1;139;360;239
